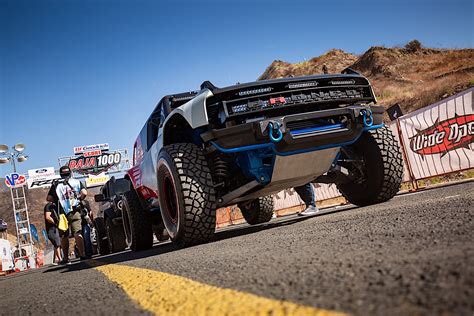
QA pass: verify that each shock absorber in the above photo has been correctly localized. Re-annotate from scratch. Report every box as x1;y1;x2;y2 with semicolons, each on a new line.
213;155;229;182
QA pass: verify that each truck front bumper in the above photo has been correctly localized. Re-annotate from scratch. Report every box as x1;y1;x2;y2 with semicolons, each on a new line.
201;105;384;155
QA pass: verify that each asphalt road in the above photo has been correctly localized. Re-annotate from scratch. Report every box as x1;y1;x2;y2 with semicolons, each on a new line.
1;182;473;316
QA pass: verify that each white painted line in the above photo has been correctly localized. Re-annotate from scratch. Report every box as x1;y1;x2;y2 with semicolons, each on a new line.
444;194;460;199
395;191;425;198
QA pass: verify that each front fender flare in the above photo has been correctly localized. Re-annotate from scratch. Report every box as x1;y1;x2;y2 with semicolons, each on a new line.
163;89;213;129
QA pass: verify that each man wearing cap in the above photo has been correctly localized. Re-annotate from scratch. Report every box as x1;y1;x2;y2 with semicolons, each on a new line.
46;165;88;263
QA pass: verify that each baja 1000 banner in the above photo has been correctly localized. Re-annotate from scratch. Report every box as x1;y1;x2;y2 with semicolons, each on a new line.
68;143;122;176
398;88;474;180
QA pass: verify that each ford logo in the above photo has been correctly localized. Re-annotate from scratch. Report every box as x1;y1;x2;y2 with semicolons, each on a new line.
35;169;48;174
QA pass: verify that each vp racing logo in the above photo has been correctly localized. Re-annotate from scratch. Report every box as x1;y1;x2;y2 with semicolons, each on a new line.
409;114;474;158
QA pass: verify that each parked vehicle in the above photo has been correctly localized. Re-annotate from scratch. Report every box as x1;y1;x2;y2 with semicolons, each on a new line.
121;69;403;250
93;177;129;255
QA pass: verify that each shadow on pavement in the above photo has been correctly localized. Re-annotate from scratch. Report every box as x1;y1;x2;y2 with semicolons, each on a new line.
42;206;357;274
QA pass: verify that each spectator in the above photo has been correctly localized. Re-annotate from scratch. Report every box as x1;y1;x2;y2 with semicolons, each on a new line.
295;183;319;216
81;200;93;258
46;166;88;263
43;203;62;265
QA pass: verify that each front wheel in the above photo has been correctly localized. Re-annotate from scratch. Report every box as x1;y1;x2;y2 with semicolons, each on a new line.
105;217;127;253
238;196;274;225
337;125;403;206
93;217;109;255
157;143;216;247
121;190;153;251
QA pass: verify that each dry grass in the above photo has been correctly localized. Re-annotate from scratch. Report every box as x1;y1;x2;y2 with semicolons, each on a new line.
259;45;474;114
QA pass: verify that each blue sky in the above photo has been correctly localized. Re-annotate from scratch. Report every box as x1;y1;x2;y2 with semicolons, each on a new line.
0;0;473;176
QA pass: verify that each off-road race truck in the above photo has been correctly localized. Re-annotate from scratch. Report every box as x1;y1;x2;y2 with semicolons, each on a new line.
93;177;129;254
93;177;169;254
120;69;403;251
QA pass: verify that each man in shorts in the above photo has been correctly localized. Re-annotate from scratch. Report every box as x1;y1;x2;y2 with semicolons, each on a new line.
44;202;62;265
47;166;88;263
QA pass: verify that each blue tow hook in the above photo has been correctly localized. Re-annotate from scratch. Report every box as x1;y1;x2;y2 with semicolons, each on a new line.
361;109;373;127
268;121;283;143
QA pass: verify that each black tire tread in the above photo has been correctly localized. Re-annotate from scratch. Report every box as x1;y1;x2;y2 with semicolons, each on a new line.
338;125;403;206
163;143;216;246
93;217;109;255
106;217;127;253
122;190;153;251
239;195;274;225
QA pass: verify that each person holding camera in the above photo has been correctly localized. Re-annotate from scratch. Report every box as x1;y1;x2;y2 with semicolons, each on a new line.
46;165;88;263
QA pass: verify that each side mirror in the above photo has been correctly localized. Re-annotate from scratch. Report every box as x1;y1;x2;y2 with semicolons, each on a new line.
94;194;106;202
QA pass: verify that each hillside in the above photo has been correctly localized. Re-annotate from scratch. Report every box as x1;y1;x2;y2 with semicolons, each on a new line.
259;41;474;114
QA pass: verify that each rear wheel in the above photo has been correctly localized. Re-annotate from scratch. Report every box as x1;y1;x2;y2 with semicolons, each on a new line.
122;190;153;251
157;143;216;247
105;217;127;253
238;196;274;225
93;217;109;255
337;125;403;206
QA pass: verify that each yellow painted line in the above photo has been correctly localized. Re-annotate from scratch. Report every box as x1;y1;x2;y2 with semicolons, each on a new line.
94;263;346;316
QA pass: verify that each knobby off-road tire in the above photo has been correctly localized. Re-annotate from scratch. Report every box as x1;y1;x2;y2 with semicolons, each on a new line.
157;143;216;247
122;190;153;251
239;195;274;225
105;217;127;253
93;217;110;255
337;125;403;206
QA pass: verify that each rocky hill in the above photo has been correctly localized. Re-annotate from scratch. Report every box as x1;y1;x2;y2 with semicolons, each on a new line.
259;41;474;114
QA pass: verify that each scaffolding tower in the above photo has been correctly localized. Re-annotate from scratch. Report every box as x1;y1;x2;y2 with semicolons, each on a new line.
10;185;33;258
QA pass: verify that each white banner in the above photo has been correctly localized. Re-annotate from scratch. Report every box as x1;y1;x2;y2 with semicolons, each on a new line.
27;166;60;189
27;167;55;180
0;239;14;271
398;88;474;180
74;143;109;155
27;176;61;189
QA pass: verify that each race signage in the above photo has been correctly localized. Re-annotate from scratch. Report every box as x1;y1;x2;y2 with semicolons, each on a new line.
27;167;61;189
85;173;110;188
398;88;474;180
5;173;26;188
74;143;109;155
27;167;55;180
68;151;121;175
27;177;61;189
409;114;473;157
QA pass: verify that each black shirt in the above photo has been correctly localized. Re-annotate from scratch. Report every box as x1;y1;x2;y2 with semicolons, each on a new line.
44;205;59;230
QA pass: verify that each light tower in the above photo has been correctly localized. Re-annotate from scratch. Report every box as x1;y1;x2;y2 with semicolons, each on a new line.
0;143;34;267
